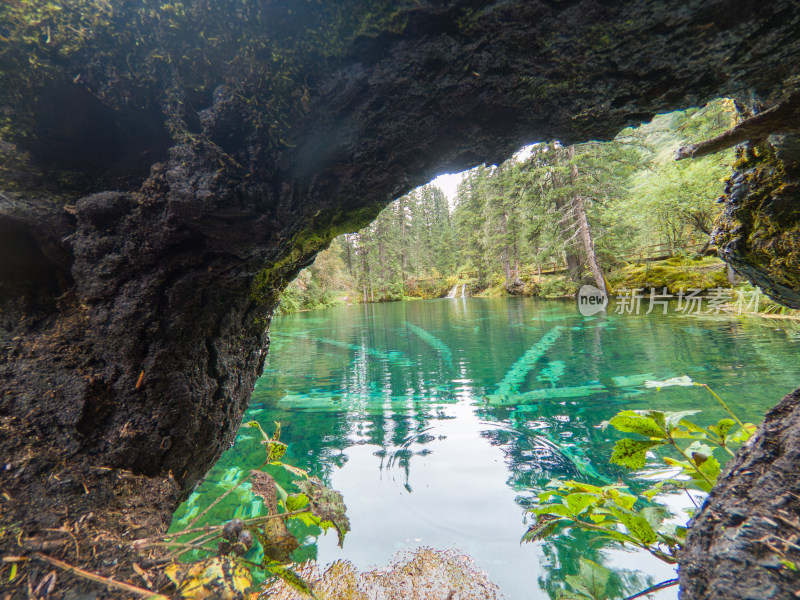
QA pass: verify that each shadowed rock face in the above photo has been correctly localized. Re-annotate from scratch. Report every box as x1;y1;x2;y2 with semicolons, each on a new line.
0;1;799;597
715;134;800;308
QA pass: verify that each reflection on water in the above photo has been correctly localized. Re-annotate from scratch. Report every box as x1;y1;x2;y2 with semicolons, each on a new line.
172;298;798;599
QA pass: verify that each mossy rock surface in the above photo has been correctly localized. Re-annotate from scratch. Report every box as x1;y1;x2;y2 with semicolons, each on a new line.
609;257;730;295
714;137;800;308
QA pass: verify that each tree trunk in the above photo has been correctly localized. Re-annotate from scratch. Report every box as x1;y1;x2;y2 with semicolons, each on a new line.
680;387;800;600
552;147;583;282
568;145;607;291
574;194;606;293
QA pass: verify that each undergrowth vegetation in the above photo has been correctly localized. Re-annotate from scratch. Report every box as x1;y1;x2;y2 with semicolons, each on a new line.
523;377;770;600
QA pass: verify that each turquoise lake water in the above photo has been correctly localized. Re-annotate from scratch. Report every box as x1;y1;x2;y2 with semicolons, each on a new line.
172;298;799;599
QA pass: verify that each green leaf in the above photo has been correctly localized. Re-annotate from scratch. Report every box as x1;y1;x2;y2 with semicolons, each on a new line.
293;511;322;528
522;514;562;543
538;489;559;502
679;419;706;434
294;478;350;547
664;410;701;432
709;418;735;441
268;441;288;462
557;591;592;600
610;438;665;470
696;454;721;483
607;411;666;438
285;493;309;512
578;557;611;599
729;423;756;444
560;481;605;494
607;490;637;510
566;493;601;516
565;575;594;599
266;563;314;596
607;507;657;545
640;506;668;529
685;441;714;458
533;502;573;518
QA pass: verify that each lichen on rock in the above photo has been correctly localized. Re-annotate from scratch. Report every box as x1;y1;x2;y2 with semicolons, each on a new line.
714;134;800;308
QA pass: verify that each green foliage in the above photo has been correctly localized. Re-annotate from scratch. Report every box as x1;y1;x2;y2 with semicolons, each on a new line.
150;423;350;595
560;558;613;600
526;380;755;599
608;256;731;295
294;478;350;547
285;100;736;304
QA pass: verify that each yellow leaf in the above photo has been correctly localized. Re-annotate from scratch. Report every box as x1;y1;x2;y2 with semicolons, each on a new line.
165;557;252;600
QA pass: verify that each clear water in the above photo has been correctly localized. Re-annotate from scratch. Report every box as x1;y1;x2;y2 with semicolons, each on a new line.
172;298;799;599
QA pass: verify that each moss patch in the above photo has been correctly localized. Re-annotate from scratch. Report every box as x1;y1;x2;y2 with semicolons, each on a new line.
608;256;730;294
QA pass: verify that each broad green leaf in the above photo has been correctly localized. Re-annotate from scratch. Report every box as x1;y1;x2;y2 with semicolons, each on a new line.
285;493;309;512
685;441;714;459
607;411;666;438
566;493;601;516
679;419;706;434
589;513;608;524
608;507;657;545
664;410;701;432
611;493;637;510
295;478;350;547
709;418;735;441
292;511;322;528
687;472;714;493
578;558;610;599
561;481;605;494
565;575;594;598
533;503;573;518
268;441;288;462
538;489;559;502
697;454;721;482
640;506;668;529
556;591;592;600
642;410;667;430
610;438;665;469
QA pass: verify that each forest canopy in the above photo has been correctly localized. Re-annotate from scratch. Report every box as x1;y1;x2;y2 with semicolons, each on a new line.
281;99;736;310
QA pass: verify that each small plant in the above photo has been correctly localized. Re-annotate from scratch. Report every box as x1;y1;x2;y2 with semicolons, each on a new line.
133;422;349;598
525;378;755;599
